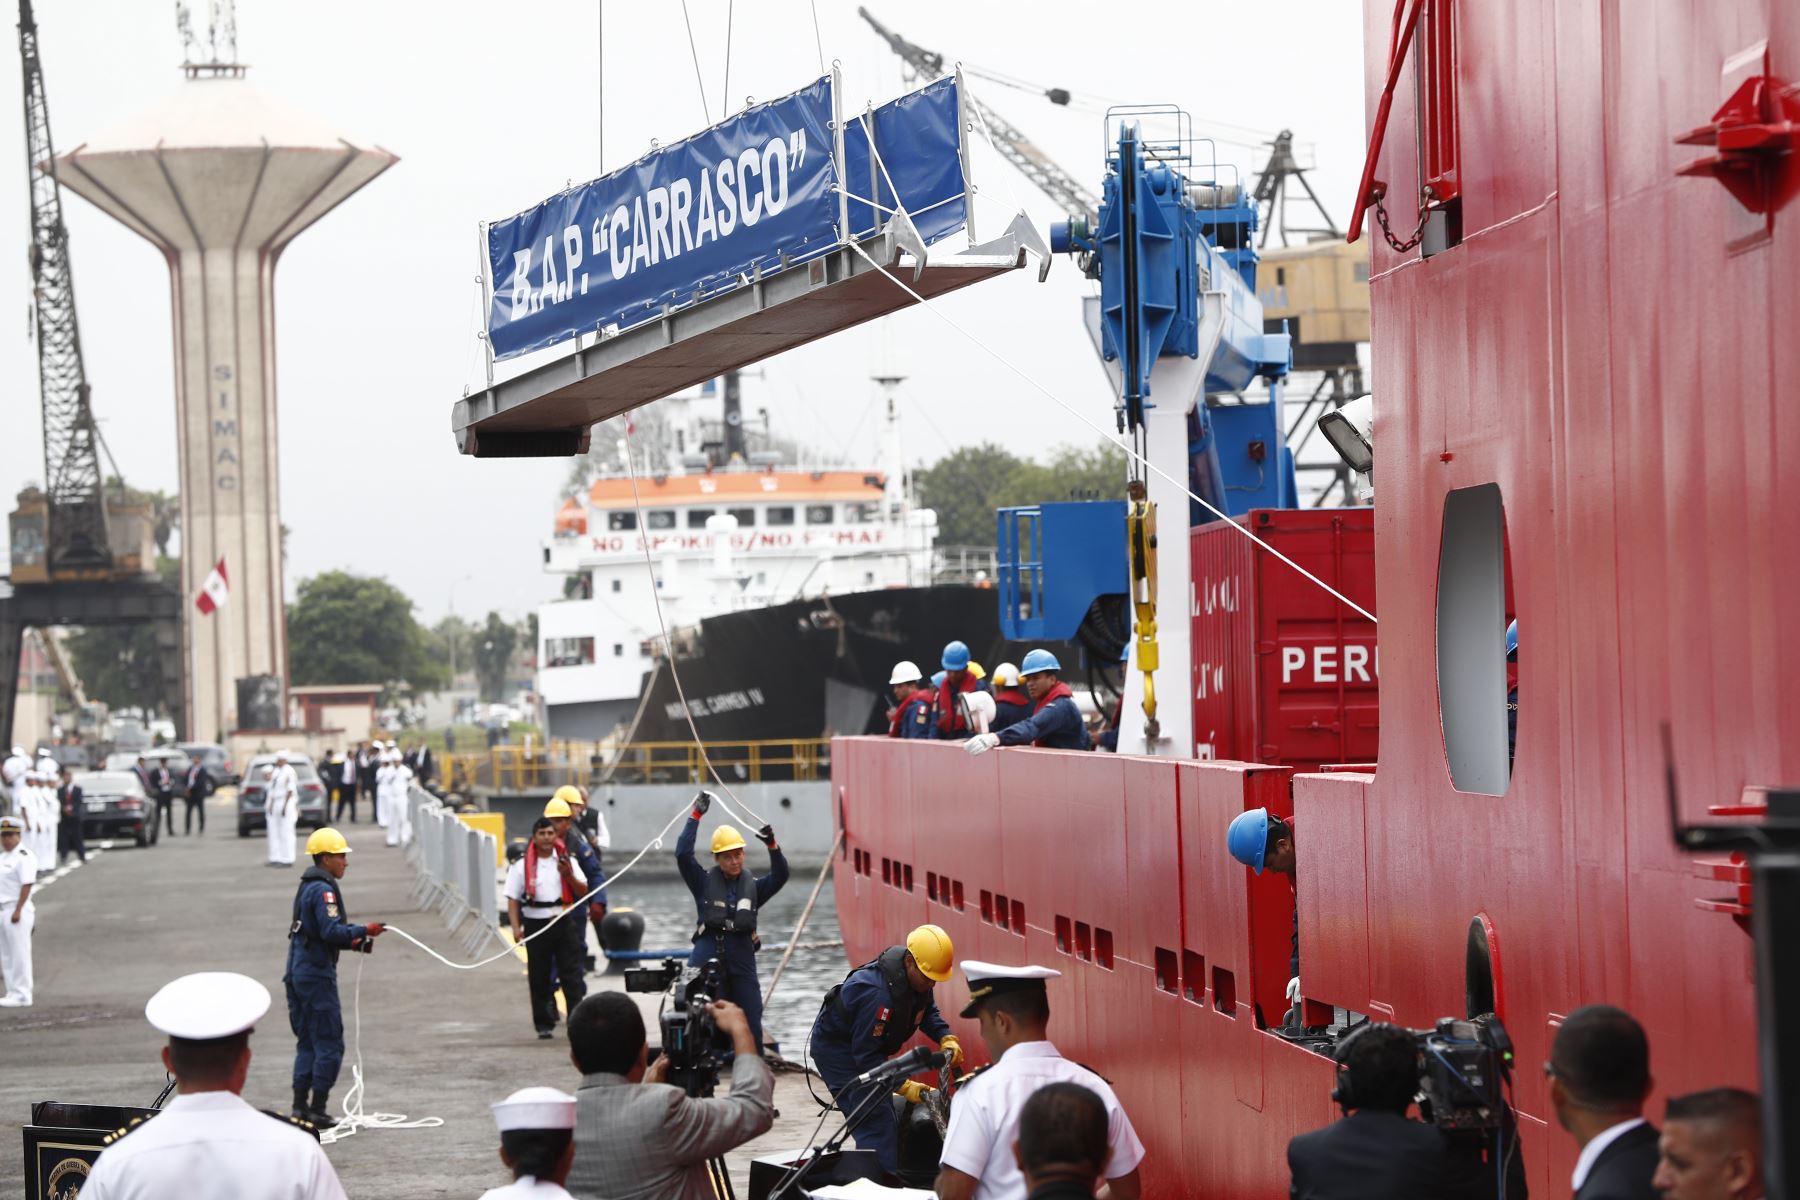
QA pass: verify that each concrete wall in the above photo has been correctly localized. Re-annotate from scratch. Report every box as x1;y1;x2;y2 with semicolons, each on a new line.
482;780;835;875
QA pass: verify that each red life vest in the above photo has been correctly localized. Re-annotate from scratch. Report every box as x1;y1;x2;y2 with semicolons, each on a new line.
1029;681;1077;745
994;687;1030;708
936;672;980;734
524;837;574;906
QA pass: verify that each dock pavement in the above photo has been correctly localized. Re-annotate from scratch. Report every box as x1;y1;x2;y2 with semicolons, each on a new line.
0;795;832;1197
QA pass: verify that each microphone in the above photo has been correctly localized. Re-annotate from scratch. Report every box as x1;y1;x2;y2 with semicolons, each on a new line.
850;1044;948;1087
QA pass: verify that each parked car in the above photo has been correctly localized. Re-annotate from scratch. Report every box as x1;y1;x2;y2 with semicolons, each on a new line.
102;748;195;799
236;754;327;837
176;742;237;787
74;770;158;847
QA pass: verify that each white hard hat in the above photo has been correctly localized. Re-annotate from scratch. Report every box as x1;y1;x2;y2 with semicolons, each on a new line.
145;972;271;1040
992;662;1021;687
888;660;923;686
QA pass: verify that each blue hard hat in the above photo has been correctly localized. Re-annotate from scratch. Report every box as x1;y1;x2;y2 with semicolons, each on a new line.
1505;619;1518;662
941;640;971;671
931;670;947;688
1019;648;1061;676
1227;808;1271;873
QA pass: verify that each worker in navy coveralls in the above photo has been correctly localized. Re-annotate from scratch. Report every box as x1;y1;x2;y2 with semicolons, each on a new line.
809;924;964;1172
964;649;1091;755
285;826;383;1128
675;792;787;1052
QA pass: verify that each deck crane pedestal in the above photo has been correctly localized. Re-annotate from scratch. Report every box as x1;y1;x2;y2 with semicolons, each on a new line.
0;0;182;748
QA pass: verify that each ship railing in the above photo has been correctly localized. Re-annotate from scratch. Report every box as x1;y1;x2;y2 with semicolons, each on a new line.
439;738;833;792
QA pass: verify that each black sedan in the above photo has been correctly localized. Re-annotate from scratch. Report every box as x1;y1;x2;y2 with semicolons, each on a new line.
74;770;159;847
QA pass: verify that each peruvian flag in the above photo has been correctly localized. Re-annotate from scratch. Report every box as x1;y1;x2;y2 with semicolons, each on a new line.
195;557;230;615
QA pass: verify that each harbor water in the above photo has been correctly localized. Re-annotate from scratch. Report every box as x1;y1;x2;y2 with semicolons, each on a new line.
600;870;846;1054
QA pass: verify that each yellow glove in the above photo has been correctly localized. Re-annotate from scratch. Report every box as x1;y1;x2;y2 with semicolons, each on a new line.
939;1035;964;1068
896;1079;934;1105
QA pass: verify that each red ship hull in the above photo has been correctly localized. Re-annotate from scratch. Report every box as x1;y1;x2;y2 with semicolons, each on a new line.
836;1;1787;1195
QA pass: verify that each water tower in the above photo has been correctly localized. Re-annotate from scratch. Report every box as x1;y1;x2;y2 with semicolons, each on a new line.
53;10;395;738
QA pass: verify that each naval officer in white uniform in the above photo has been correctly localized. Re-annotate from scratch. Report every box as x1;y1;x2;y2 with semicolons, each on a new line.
80;970;348;1200
480;1086;581;1199
936;961;1146;1200
265;750;300;867
0;816;36;1007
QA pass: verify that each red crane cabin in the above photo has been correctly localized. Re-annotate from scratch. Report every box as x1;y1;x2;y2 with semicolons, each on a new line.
832;1;1789;1195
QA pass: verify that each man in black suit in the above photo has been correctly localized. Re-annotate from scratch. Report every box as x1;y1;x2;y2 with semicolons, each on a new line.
55;767;85;864
1288;1022;1500;1200
1549;1005;1658;1200
182;757;214;834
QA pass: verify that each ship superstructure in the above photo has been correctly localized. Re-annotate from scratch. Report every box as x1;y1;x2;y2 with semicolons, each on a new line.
537;379;937;740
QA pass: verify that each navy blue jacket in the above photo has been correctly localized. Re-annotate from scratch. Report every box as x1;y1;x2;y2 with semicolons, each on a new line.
565;824;606;904
285;866;370;977
895;692;936;739
997;687;1091;751
814;961;951;1075
991;688;1032;733
675;816;788;971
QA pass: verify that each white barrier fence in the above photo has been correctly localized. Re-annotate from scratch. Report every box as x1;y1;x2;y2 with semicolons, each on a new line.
404;788;507;958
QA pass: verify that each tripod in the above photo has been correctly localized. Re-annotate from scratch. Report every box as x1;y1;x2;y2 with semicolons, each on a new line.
765;1064;910;1200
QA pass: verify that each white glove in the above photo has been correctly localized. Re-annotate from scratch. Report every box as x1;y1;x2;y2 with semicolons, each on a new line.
1285;976;1302;1004
964;733;1001;757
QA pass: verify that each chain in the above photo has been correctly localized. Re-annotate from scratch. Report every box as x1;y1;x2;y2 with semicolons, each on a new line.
1371;183;1436;253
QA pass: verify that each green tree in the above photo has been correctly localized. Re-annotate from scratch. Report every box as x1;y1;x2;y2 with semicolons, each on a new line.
65;556;181;715
472;611;518;703
913;443;1026;546
288;572;448;700
914;442;1127;546
996;443;1128;509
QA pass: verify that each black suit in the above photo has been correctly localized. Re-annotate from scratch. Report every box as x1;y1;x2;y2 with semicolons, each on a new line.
182;764;212;834
1288;1110;1494;1200
1574;1121;1658;1200
57;783;85;863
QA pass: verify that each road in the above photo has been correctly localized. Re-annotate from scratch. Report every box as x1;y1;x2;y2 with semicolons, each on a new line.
0;795;832;1197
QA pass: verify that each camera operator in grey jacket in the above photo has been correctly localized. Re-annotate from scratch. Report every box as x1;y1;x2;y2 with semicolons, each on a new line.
564;991;773;1200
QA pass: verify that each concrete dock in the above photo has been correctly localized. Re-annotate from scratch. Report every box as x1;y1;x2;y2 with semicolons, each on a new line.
0;794;832;1197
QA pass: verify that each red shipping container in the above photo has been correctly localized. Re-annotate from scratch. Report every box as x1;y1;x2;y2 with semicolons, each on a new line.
1190;509;1378;767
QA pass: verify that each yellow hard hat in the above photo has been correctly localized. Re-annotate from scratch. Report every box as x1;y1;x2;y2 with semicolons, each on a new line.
544;797;574;818
305;827;351;856
906;923;955;982
710;824;747;854
552;785;583;808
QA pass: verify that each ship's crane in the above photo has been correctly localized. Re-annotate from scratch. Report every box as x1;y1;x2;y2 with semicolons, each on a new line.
17;0;109;577
857;7;1099;222
0;0;182;747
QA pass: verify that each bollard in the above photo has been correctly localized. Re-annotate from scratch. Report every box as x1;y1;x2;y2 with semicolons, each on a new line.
600;908;646;973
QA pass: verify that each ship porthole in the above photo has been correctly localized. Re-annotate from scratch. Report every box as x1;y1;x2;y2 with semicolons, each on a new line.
1465;912;1502;1020
1435;484;1513;796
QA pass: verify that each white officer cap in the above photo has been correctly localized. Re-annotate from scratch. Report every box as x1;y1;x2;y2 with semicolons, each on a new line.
958;960;1062;1018
145;972;272;1040
276;749;291;762
491;1086;578;1132
0;815;22;832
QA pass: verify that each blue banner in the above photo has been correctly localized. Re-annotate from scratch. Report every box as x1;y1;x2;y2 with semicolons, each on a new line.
487;77;840;360
842;76;967;244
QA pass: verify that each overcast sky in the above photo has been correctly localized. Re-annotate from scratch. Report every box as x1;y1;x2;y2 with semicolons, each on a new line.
0;0;1366;625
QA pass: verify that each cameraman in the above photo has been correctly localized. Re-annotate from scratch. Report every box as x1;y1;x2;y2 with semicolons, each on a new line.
564;992;774;1200
1288;1023;1522;1200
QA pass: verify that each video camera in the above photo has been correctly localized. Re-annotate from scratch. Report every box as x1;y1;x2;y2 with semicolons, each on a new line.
1412;1014;1515;1134
623;956;734;1096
